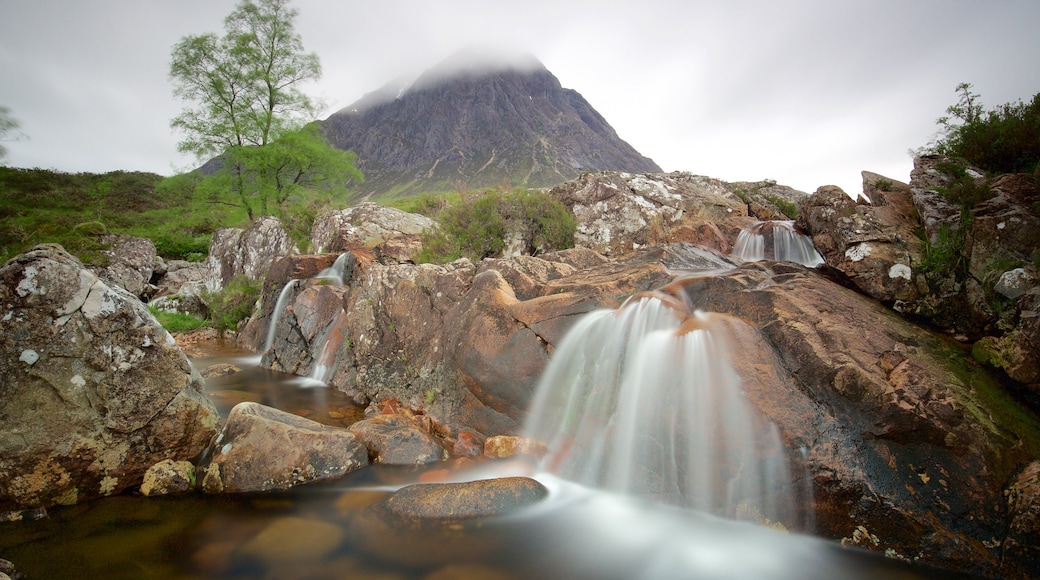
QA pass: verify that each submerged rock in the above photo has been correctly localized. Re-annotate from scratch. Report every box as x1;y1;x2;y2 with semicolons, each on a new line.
0;244;219;511
380;477;548;523
200;402;368;493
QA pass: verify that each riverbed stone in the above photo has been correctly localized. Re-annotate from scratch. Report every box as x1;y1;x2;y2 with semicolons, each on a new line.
140;459;196;496
348;414;447;465
199;402;368;493
380;477;548;523
0;244;219;511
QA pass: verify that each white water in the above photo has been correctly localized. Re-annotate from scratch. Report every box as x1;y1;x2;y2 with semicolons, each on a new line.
261;279;299;355
315;252;352;286
523;294;799;526
732;221;824;267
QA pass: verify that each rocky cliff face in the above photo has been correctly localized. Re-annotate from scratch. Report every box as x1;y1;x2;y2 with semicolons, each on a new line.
320;49;662;198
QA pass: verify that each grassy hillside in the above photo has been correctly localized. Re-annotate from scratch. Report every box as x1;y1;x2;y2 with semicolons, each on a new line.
0;167;248;264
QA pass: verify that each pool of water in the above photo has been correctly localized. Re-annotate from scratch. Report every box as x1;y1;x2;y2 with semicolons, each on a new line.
0;344;976;579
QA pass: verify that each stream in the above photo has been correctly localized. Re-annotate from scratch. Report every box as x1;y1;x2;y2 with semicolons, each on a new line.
0;341;977;579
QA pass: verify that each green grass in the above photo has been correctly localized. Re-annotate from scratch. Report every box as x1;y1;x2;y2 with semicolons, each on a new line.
148;307;208;333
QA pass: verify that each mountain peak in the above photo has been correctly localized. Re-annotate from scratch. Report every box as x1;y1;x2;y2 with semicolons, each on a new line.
321;52;661;198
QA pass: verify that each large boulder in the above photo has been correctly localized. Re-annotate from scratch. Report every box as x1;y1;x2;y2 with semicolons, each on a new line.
548;171;749;257
207;216;295;290
796;184;921;303
0;245;219;511
199;402;368;493
311;202;435;254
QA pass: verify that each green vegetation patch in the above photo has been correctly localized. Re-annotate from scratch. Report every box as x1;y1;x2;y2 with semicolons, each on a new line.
201;276;262;331
148;307;208;333
416;188;576;264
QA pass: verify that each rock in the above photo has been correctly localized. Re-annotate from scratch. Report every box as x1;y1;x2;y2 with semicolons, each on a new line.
549;171;749;257
909;155;966;243
375;233;424;263
483;435;547;459
995;268;1037;300
678;261;1039;577
206;216;295;290
0;244;219;511
199;402;368;493
796;184;920;302
149;259;212;318
240;516;345;567
1002;460;1040;576
310;202;434;253
140;459;196;496
348;414;447;465
379;477;548;522
89;233;158;298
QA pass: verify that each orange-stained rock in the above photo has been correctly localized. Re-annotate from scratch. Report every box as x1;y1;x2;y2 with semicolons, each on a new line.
483;436;547;460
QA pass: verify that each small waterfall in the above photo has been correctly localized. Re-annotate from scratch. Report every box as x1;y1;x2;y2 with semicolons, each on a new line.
731;221;823;267
524;291;799;526
261;279;299;355
315;252;352;286
304;310;349;386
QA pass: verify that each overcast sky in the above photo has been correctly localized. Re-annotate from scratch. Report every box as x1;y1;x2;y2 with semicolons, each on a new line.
2;0;1038;197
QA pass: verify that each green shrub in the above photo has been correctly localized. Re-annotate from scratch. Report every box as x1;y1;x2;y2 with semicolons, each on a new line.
202;276;261;331
875;178;894;192
417;188;576;264
929;83;1040;175
148;306;208;333
765;194;799;219
919;211;970;279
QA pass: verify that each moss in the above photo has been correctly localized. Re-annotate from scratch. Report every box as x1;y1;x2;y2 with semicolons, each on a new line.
935;338;1040;480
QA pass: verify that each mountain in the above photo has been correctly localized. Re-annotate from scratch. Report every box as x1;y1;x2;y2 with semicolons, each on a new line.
319;48;662;199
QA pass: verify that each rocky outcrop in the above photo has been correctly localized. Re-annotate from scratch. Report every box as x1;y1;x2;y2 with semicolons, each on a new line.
548;171;754;257
311;202;434;254
206;216;295;290
676;261;1039;577
199;402;368;494
0;244;219;511
247;244;736;437
140;459;196;497
796;184;921;302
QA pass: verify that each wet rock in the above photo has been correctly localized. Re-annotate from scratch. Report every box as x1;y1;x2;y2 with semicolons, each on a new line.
380;477;548;522
311;202;434;253
0;244;219;511
206;216;295;290
483;435;547;459
348;414;447;465
140;459;196;496
200;402;367;493
679;261;1040;577
199;363;240;379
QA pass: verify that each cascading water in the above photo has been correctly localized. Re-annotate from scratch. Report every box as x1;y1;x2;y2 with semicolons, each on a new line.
524;290;800;526
731;220;824;267
261;279;300;355
315;252;352;286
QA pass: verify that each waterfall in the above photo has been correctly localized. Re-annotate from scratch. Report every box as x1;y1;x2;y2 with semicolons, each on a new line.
731;221;823;267
261;280;299;355
315;252;353;286
523;291;798;525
